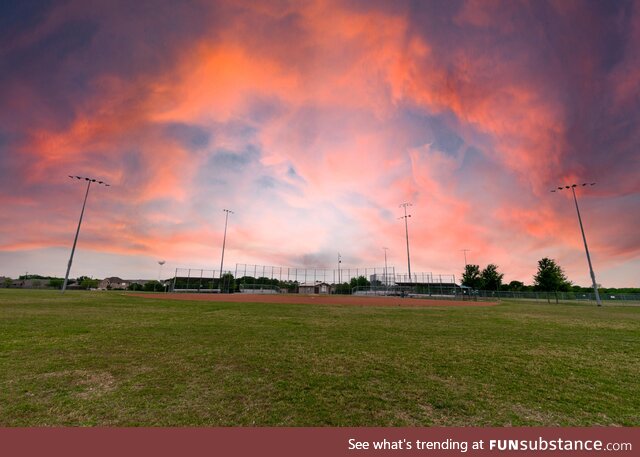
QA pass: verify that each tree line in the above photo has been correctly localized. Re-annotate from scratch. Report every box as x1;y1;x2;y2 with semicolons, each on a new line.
5;262;638;294
460;257;639;293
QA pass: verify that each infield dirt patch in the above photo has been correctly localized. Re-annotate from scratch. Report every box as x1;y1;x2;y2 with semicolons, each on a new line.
131;293;496;307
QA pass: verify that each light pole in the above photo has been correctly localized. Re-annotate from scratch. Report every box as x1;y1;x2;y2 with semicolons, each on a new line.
337;253;342;285
551;182;602;306
461;249;471;267
382;247;389;288
158;260;165;292
62;176;110;293
399;203;412;283
219;209;233;292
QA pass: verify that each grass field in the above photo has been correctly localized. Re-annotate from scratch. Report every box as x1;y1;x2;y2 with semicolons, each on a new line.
1;289;638;426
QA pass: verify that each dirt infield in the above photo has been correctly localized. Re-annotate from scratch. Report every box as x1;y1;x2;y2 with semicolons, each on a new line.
130;293;496;307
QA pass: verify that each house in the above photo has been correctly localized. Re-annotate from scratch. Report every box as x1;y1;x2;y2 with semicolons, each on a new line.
98;277;151;290
298;282;333;294
98;277;131;290
10;279;47;289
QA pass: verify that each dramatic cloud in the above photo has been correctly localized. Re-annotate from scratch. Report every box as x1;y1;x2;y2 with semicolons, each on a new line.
0;0;638;287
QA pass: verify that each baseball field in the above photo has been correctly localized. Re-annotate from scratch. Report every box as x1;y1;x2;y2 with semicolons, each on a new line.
1;289;638;426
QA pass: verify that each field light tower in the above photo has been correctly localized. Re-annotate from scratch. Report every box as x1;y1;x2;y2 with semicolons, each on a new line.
62;176;110;293
399;203;412;282
461;249;471;267
219;209;233;289
551;182;602;306
382;247;389;288
158;260;166;292
337;252;342;284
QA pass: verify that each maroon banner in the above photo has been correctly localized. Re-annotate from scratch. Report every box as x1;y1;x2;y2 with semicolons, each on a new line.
0;427;637;457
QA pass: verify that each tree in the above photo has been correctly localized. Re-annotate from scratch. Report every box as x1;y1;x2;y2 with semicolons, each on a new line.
219;273;235;293
505;280;525;291
533;258;571;292
481;264;504;290
461;264;482;290
143;281;161;292
278;280;298;293
349;276;370;289
48;278;64;289
80;278;99;290
334;282;351;294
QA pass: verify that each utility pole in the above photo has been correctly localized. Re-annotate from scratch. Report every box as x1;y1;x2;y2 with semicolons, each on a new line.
399;203;412;283
219;209;233;292
62;176;110;293
551;183;602;306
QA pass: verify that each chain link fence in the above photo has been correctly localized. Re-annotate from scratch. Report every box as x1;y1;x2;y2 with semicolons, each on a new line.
474;290;640;304
351;286;640;304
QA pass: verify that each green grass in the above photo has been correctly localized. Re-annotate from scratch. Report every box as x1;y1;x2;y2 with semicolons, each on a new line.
1;289;638;426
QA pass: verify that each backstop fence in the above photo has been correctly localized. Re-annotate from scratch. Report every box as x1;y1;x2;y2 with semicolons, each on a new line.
171;268;231;293
170;264;459;295
233;263;397;285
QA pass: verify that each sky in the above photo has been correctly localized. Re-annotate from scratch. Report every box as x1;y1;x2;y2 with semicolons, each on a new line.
0;0;639;287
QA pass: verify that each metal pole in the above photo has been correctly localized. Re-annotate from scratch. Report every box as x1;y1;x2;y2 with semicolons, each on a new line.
399;203;412;281
570;186;602;306
62;180;91;293
158;260;165;292
61;176;110;293
383;247;389;289
461;249;470;267
219;209;233;291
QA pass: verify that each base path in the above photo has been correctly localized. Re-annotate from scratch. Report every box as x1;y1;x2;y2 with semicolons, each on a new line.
130;293;497;307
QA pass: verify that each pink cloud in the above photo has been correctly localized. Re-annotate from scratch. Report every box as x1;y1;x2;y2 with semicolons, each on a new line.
0;1;637;287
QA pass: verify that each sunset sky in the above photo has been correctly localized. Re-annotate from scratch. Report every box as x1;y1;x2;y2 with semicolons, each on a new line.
1;0;638;287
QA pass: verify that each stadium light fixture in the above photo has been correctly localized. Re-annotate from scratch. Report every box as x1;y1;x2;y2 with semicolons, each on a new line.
399;203;413;283
550;182;601;306
62;175;110;293
337;252;342;284
219;209;234;290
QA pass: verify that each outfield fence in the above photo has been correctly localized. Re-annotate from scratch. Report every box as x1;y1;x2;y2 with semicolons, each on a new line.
351;287;640;304
475;290;640;304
